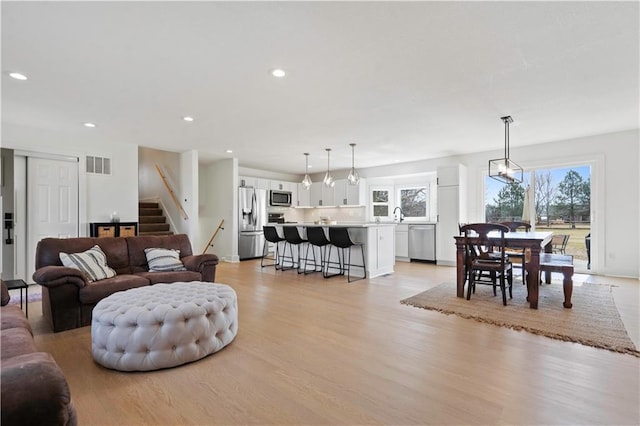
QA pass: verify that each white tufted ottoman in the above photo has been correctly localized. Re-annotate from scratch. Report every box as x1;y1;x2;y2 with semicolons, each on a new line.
91;282;238;371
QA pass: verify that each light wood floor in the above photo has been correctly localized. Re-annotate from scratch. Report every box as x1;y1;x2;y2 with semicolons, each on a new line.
28;261;640;425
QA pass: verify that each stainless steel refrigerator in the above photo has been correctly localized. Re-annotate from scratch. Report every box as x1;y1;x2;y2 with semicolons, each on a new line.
238;187;268;260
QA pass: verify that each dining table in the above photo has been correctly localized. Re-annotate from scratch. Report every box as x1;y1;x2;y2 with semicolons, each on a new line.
454;231;554;309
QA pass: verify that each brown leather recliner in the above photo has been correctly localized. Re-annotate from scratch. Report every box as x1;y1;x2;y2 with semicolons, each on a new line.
1;280;78;425
33;234;219;332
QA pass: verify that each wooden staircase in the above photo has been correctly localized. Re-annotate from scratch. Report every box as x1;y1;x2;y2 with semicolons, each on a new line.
138;202;172;236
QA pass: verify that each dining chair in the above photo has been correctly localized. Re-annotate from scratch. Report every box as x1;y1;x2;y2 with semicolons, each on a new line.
500;221;531;283
460;223;513;306
552;234;570;254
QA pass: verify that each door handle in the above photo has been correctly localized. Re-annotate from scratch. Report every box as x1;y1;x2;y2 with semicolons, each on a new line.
251;192;257;226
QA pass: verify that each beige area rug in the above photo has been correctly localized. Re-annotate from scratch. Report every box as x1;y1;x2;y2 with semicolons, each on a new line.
401;282;639;357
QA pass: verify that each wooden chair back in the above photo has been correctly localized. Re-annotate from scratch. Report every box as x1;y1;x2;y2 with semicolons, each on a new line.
500;221;531;232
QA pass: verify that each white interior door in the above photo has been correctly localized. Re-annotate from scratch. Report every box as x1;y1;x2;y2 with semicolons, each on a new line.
27;157;79;283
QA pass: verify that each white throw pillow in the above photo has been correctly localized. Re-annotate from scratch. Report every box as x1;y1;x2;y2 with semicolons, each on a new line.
144;248;187;272
59;245;116;282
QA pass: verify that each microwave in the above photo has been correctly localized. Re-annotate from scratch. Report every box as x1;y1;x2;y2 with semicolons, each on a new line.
269;190;292;207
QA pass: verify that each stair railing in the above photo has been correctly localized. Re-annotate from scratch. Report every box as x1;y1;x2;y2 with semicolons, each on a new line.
154;164;189;220
202;219;225;255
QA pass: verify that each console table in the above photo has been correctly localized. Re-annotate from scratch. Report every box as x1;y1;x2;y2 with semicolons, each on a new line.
90;222;138;238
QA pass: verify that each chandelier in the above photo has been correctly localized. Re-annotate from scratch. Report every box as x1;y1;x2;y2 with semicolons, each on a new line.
488;115;523;184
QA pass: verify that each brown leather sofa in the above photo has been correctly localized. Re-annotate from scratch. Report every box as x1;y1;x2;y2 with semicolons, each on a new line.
33;234;219;332
1;280;77;425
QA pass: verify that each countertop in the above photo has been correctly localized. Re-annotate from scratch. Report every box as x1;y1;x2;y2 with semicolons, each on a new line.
268;222;397;228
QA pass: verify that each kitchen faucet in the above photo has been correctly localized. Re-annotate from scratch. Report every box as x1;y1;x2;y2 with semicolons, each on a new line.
393;207;404;222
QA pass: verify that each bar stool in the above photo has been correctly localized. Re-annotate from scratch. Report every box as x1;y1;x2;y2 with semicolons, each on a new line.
282;226;310;274
305;227;341;277
328;227;366;283
262;226;285;269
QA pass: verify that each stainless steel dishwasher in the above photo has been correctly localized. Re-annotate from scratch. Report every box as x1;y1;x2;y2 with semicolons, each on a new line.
408;224;436;262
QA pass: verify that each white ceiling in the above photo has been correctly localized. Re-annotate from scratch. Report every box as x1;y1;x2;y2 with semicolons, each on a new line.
2;1;638;174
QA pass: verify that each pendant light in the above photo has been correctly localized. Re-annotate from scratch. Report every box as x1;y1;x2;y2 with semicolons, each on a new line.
323;148;335;188
488;115;523;184
347;143;360;185
301;153;312;189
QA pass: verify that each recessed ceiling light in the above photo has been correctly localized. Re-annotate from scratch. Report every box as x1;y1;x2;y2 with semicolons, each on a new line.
83;122;96;128
9;72;27;81
226;149;233;154
308;165;313;168
271;69;286;78
182;116;194;122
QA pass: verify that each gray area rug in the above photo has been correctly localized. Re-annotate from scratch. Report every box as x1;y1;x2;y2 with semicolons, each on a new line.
7;285;42;305
401;281;639;357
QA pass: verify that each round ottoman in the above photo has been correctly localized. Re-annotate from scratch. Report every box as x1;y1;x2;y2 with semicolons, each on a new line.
91;282;238;371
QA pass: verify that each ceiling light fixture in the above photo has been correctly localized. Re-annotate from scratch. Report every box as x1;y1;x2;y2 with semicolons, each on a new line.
226;149;233;154
9;72;27;80
83;122;96;128
271;69;286;78
182;116;194;122
488;115;523;184
347;143;360;185
323;148;335;188
301;153;312;190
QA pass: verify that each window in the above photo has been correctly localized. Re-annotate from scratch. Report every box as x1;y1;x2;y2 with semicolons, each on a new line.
398;187;428;219
371;188;391;218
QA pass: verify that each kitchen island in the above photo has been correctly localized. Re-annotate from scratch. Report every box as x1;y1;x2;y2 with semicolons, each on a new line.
271;223;396;279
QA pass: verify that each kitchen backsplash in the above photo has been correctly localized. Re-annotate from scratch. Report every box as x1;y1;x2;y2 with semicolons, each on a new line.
268;206;367;223
302;207;366;223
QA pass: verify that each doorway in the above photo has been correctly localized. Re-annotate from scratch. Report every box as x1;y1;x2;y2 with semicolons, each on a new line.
15;154;80;283
485;164;592;274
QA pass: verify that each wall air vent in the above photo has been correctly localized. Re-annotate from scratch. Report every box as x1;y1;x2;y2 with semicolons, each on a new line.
86;156;111;175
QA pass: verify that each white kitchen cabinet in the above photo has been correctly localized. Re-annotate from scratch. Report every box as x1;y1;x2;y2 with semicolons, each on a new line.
346;178;366;205
239;176;254;188
309;182;323;206
438;166;462;186
436;165;467;266
297;183;311;207
334;179;366;206
366;225;395;276
288;183;298;207
239;176;270;190
395;224;409;260
309;181;335;207
343;225;395;278
270;180;285;191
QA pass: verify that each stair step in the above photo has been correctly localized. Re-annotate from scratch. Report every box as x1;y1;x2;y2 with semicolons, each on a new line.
139;202;159;209
139;208;162;216
139;223;170;232
139;231;174;236
139;216;166;224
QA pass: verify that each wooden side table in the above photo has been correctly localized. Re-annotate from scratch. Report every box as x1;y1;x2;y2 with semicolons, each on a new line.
5;279;29;318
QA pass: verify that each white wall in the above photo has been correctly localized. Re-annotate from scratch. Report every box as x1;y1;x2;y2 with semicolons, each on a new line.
180;150;199;247
238;166;299;182
200;158;238;262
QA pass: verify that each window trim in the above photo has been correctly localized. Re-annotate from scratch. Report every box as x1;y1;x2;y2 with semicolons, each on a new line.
370;187;393;220
396;185;429;222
